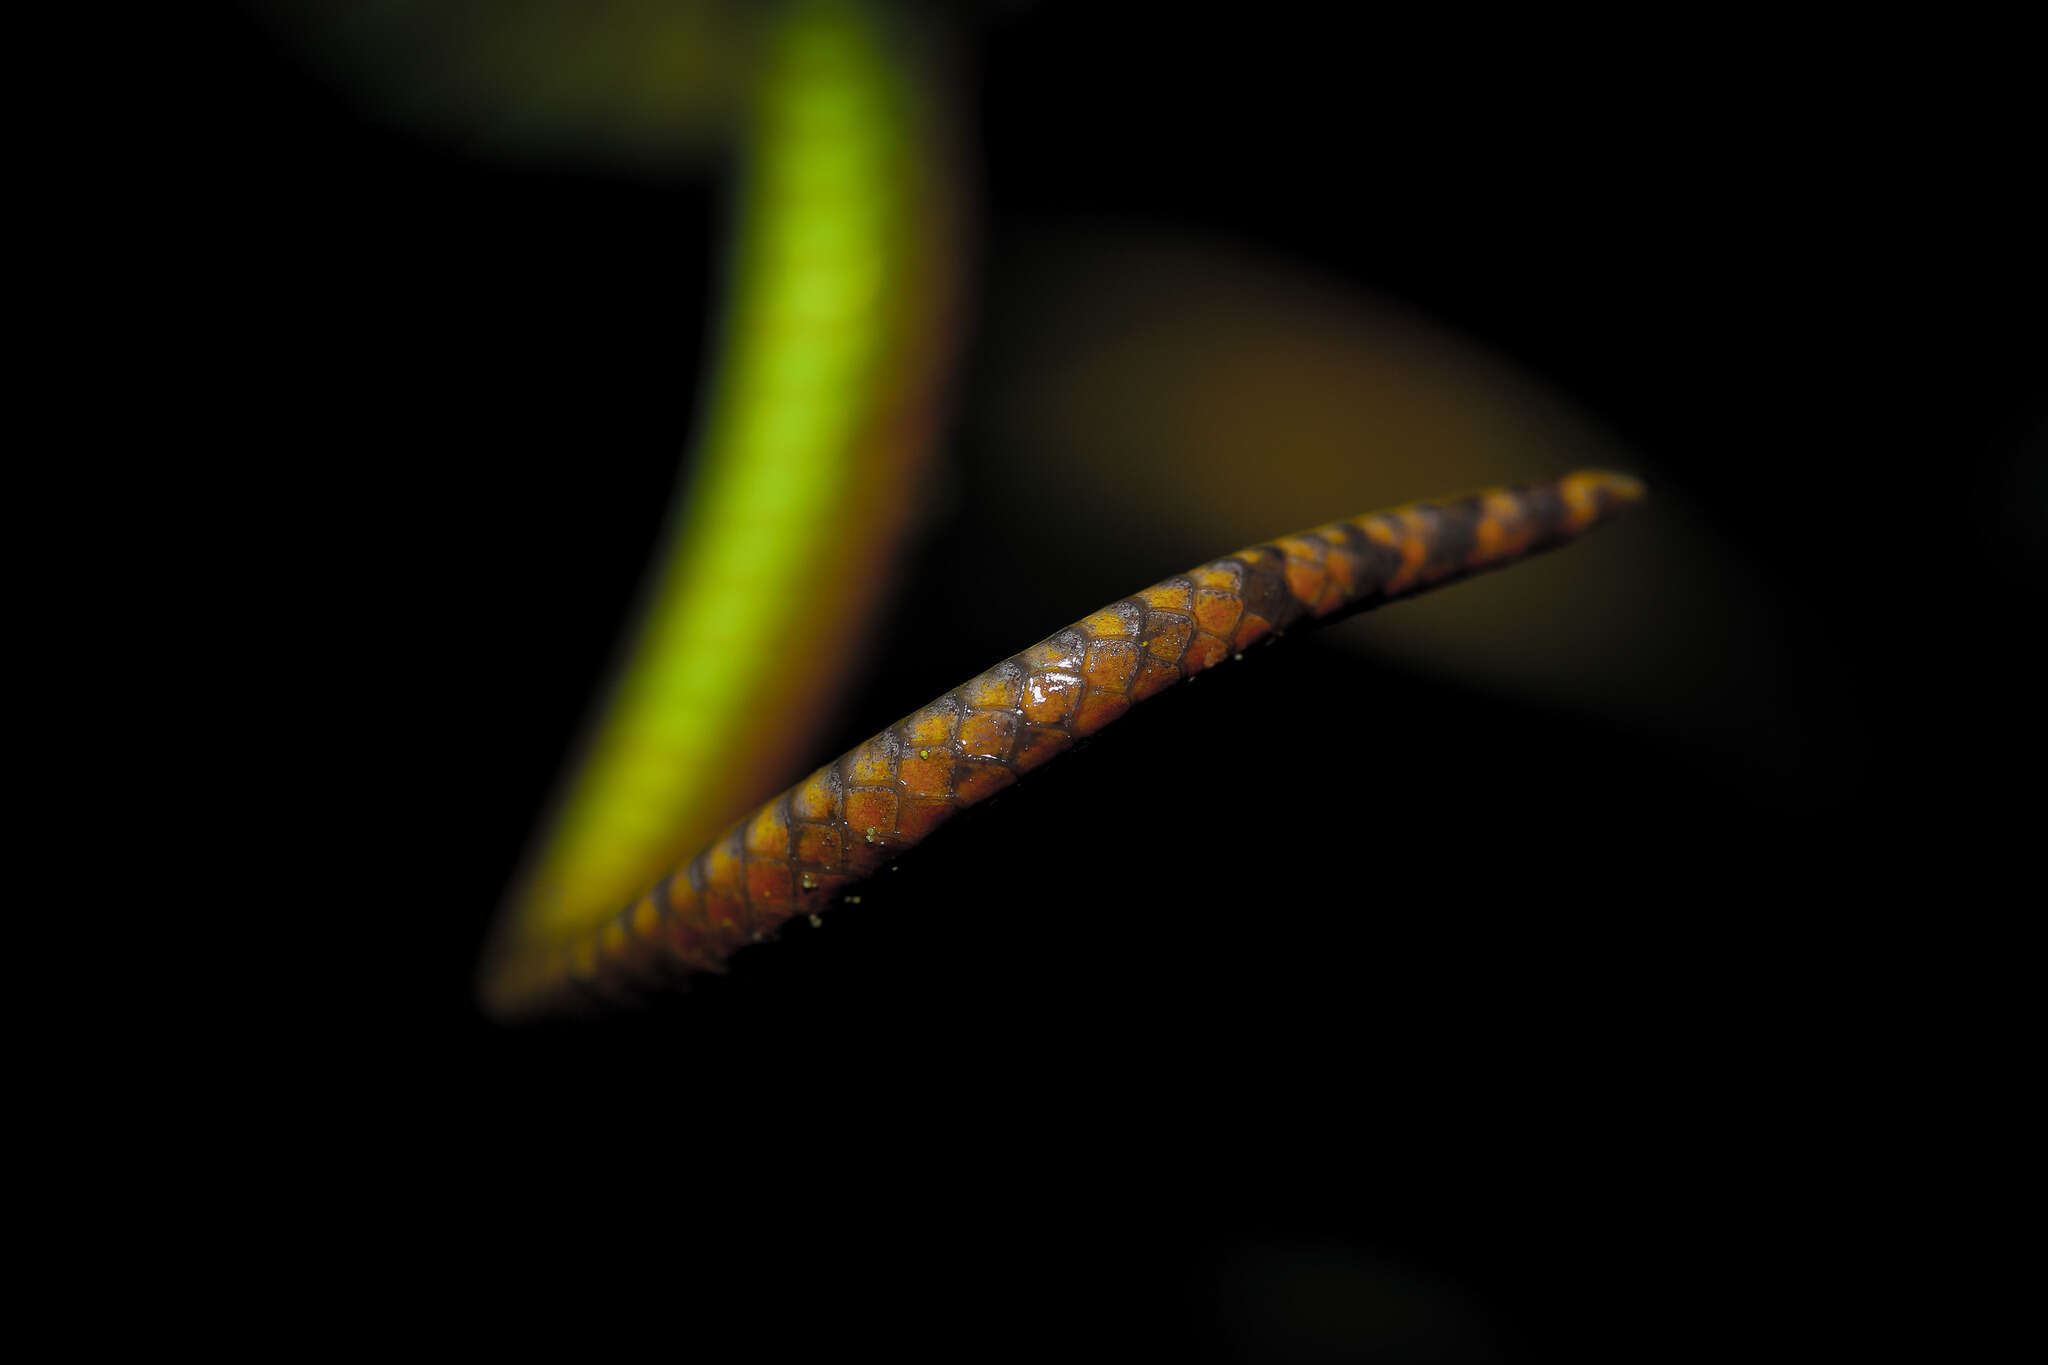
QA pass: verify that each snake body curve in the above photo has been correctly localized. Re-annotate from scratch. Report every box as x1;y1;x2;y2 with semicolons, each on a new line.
481;469;1644;1018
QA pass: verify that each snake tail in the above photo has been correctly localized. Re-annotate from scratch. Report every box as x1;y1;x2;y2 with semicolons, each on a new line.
481;468;1645;1018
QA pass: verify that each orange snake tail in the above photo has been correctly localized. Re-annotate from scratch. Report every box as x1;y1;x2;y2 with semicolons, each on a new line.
480;468;1645;1018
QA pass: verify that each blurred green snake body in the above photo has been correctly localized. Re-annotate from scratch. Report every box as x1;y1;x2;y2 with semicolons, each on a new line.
481;0;960;1004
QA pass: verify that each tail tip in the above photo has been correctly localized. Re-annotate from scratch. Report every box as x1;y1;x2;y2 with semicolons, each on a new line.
1596;468;1648;505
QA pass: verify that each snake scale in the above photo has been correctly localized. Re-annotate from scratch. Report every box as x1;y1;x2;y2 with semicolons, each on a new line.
481;470;1643;1018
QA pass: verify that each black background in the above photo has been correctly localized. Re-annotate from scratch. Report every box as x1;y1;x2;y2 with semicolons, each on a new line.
195;4;2037;1358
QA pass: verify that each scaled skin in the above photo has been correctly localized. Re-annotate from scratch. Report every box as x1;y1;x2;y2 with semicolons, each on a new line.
482;470;1645;1019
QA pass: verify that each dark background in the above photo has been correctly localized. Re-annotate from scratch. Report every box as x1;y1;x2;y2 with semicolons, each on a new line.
199;4;2037;1358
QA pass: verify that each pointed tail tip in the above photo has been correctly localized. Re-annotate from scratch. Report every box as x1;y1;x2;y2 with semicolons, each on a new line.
1553;467;1648;537
1588;468;1648;506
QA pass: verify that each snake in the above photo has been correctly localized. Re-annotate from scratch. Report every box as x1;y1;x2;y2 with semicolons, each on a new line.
473;1;1646;1019
482;469;1642;1018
